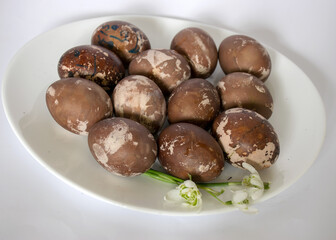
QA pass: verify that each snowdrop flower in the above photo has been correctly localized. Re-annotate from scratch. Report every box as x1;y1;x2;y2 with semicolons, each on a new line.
231;162;264;213
164;180;202;210
241;162;264;200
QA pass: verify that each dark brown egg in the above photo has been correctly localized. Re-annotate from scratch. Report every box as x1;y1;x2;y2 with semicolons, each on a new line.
218;35;271;82
128;49;191;96
158;123;224;182
88;117;157;177
91;21;151;65
212;108;280;170
168;78;220;129
217;72;273;119
57;45;125;93
46;78;113;135
171;27;217;78
112;75;166;134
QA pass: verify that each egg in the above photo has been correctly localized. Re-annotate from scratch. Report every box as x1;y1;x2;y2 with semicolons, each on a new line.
212;108;280;170
57;45;125;93
168;78;220;129
91;21;151;65
128;49;191;96
217;72;274;119
46;78;113;135
112;75;166;134
170;27;217;78
158;122;224;182
88;117;157;177
218;35;272;82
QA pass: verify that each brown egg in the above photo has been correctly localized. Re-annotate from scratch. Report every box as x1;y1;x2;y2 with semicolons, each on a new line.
88;117;157;177
128;49;191;96
168;78;220;129
91;21;151;65
171;27;217;78
212;108;280;170
112;75;166;134
158;123;224;182
218;35;271;82
217;72;273;119
46;78;113;135
58;45;125;93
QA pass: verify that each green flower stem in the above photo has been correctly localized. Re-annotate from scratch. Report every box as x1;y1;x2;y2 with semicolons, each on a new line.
143;169;270;206
198;181;270;190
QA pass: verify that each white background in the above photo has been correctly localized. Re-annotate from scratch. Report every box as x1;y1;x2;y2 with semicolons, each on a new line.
1;0;335;239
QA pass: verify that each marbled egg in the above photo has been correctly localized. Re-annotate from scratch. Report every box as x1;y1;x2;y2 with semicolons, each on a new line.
58;45;125;93
171;27;217;78
88;117;157;177
112;75;166;134
91;21;151;65
128;49;191;96
212;108;280;170
46;78;113;135
218;35;271;82
159;122;224;182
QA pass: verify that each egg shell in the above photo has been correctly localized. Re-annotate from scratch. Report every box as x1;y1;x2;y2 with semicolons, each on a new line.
170;27;218;78
218;35;271;82
46;78;113;135
217;72;274;119
128;49;191;96
212;108;280;170
168;78;220;129
158;122;224;182
58;45;125;93
112;75;166;134
88;117;157;177
91;21;151;65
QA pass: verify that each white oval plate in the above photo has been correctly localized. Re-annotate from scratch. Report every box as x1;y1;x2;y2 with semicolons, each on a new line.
2;15;326;215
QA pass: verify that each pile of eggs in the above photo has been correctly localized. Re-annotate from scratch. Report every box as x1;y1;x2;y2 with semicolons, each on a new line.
46;20;280;182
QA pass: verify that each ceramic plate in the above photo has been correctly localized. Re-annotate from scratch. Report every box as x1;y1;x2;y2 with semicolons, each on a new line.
1;15;326;215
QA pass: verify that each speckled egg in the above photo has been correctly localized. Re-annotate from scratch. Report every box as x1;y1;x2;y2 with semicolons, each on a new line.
57;45;125;93
112;75;166;134
217;72;274;119
128;49;191;96
158;122;224;182
171;27;218;78
218;35;271;82
91;21;151;65
46;78;113;135
212;108;280;170
88;117;157;177
168;78;220;129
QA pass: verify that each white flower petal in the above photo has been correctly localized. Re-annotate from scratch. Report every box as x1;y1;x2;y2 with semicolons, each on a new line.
248;187;264;200
164;180;202;210
164;189;183;202
242;162;258;174
232;189;249;203
183;180;197;188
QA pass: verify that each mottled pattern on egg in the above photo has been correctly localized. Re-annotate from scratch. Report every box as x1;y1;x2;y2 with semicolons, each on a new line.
217;72;274;119
218;35;271;82
46;78;113;135
58;45;125;93
91;21;151;65
88;117;157;177
168;78;220;129
128;49;191;96
158;122;224;182
212;108;280;170
112;75;166;134
171;27;218;78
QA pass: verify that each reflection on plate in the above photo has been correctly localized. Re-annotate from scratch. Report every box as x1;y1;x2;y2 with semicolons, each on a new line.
1;15;326;215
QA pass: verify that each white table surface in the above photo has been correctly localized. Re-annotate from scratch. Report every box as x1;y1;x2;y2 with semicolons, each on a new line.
1;0;335;239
